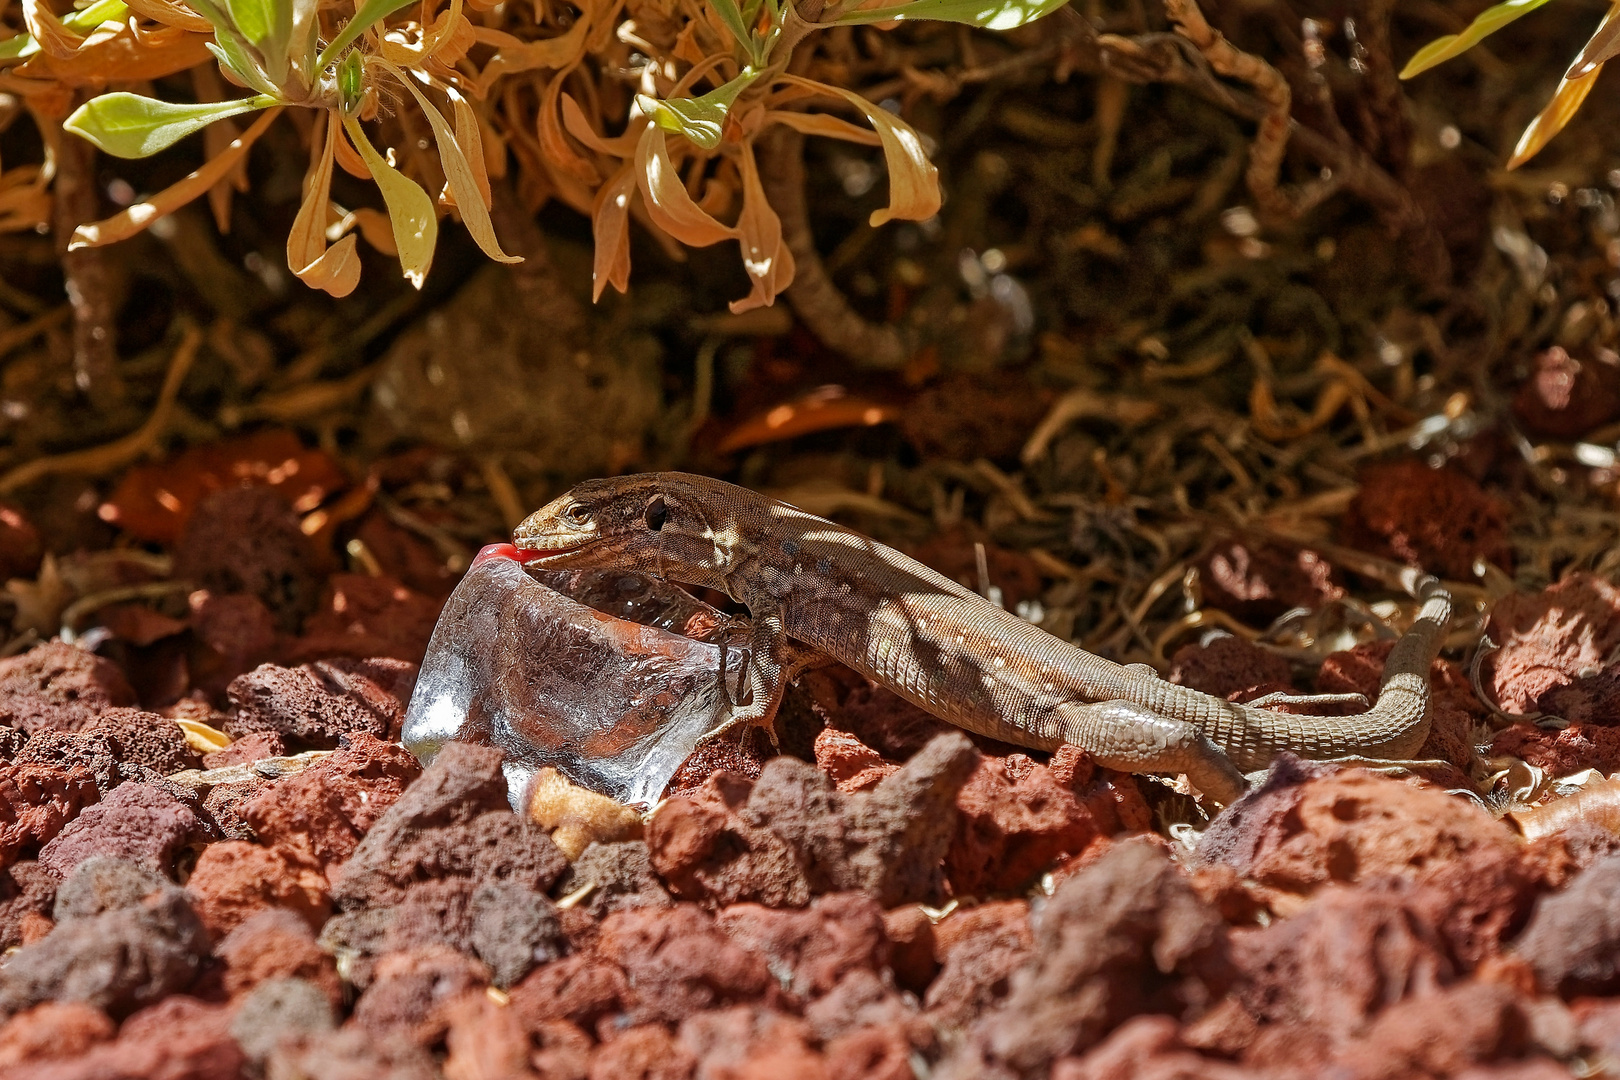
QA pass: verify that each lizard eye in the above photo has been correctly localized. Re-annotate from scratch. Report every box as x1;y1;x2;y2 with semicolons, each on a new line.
564;503;591;527
644;496;667;532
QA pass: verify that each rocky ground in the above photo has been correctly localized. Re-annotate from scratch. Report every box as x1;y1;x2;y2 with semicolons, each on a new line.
1;432;1620;1079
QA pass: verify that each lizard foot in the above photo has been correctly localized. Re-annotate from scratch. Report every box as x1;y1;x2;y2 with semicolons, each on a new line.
696;704;783;753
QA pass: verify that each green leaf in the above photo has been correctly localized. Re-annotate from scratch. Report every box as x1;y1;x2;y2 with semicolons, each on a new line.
1399;0;1556;79
318;0;416;68
205;36;278;96
224;0;293;84
709;0;761;63
64;92;275;159
342;117;439;287
636;68;762;151
830;0;1067;30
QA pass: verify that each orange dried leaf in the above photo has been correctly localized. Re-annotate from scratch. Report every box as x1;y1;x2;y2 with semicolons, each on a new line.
765;110;882;147
122;0;213;33
717;386;900;453
633;124;734;248
99;429;350;542
18;21;211;84
1510;777;1620;841
21;0;85;60
1509;65;1603;169
591;161;636;300
728;138;794;314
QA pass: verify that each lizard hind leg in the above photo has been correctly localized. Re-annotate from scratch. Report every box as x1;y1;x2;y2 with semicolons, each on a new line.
1053;699;1248;807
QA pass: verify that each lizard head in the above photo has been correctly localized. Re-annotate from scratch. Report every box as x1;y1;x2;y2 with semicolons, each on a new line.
512;473;733;584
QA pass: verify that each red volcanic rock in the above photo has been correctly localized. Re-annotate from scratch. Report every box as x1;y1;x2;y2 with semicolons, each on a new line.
1198;539;1343;625
1342;459;1511;579
0;862;57;950
292;574;442;664
648;733;978;908
328;743;564;913
37;782;198;879
0;1001;114;1070
216;907;342;1003
1492;722;1620;777
239;732;420;867
1513;345;1620;440
508;953;630;1034
351;946;490;1046
596;905;774;1025
1170;634;1296;703
0;763;98;867
946;753;1105;895
0;881;208;1020
813;727;897;794
225;658;419;749
1485;575;1620;715
925;900;1032;1030
0;642;136;735
717;892;888;1000
588;1022;698;1080
185;840;330;940
938;840;1225;1079
173;485;321;631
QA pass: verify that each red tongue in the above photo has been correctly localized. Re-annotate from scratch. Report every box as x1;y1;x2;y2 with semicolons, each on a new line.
473;543;544;567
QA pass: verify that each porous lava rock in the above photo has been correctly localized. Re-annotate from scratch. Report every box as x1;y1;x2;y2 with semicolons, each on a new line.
0;762;98;867
0;879;208;1020
37;782;198;879
647;731;978;907
173;484;320;631
238;732;420;866
328;741;566;912
1170;634;1296;703
1342;459;1511;579
0;641;136;735
946;752;1106;894
938;839;1226;1079
1515;852;1620;996
1197;760;1531;964
1485;574;1620;715
185;840;331;940
225;658;419;748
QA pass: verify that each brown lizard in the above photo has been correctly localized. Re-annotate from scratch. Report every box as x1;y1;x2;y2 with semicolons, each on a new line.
513;472;1453;804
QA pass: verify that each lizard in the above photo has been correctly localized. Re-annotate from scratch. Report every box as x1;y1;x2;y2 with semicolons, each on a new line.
512;472;1454;805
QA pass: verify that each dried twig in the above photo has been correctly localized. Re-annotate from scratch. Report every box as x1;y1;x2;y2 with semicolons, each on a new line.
52;94;124;407
758;126;912;370
1161;0;1292;218
0;324;201;496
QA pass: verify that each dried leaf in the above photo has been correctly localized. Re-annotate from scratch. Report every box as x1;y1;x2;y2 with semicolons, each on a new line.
21;0;85;60
287;113;362;296
70;106;282;249
1569;3;1620;78
317;0;416;67
1510;777;1620;841
1400;0;1555;79
330;206;397;255
377;60;518;263
122;0;213;33
591;161;636;300
718;386;900;452
539;66;601;185
729;138;793;313
561;91;641;156
779;75;939;225
633;123;735;247
22;22;212;84
449;88;491;209
1508;59;1606;169
765;109;881;147
472;16;588;93
343;116;439;287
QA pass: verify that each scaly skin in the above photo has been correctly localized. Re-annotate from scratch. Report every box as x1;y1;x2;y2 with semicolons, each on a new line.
513;473;1453;805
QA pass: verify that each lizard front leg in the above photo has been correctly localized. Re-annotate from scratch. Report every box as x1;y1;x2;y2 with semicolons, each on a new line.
1054;699;1247;806
705;608;791;748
